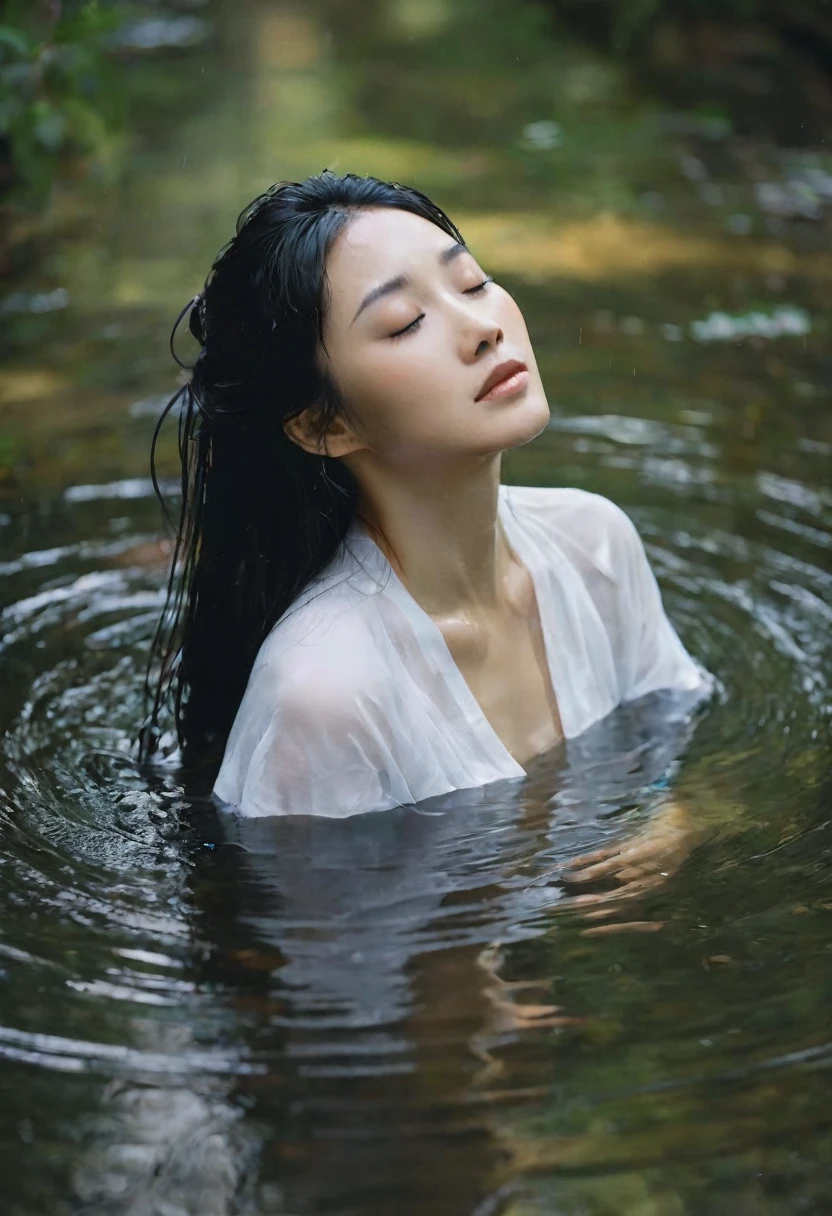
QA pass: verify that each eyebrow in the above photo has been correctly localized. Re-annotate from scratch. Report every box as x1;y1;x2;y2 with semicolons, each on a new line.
350;241;471;325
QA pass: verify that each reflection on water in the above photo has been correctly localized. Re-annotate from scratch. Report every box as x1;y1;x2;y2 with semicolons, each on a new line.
1;0;831;1212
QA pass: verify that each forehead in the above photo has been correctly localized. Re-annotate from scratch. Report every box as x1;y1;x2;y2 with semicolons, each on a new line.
325;207;456;299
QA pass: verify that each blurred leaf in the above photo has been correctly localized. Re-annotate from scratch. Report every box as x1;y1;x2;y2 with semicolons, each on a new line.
0;25;32;58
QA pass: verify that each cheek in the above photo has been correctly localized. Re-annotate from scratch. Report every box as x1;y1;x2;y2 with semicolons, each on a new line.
346;346;445;432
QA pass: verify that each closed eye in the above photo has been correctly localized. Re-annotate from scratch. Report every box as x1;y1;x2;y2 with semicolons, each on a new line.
387;276;495;341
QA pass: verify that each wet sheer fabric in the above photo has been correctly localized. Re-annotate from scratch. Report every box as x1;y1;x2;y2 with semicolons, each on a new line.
212;485;713;818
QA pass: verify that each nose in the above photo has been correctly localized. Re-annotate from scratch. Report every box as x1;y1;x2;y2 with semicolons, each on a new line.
474;327;502;358
446;285;503;360
466;314;504;363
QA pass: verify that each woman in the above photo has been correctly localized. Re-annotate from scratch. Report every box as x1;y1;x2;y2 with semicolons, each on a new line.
139;169;711;820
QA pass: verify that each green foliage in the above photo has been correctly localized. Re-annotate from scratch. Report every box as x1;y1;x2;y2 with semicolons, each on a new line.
0;1;123;204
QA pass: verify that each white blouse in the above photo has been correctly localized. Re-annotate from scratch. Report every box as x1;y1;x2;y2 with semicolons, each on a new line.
212;485;712;819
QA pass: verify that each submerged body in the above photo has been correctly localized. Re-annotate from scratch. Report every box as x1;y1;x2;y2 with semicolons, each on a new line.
213;484;712;818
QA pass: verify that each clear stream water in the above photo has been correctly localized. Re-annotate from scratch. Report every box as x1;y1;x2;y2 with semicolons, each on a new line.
1;2;831;1213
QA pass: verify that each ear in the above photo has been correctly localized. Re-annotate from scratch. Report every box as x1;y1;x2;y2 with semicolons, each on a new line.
282;408;365;459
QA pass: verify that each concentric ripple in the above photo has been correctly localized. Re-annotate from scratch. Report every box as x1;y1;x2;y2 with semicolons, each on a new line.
1;393;830;1214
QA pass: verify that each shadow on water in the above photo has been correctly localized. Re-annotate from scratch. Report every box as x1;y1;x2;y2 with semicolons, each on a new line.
1;0;831;1212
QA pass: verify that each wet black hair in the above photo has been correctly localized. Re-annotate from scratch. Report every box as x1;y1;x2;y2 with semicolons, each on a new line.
137;169;466;767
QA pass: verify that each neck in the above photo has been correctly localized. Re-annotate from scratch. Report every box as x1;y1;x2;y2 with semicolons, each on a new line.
349;453;516;616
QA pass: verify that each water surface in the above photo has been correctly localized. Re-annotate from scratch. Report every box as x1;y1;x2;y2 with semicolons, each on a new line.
1;2;831;1212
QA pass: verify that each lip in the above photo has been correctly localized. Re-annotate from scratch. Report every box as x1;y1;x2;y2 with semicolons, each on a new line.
475;358;529;402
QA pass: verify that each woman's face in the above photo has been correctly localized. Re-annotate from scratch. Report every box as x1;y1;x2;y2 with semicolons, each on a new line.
313;207;551;466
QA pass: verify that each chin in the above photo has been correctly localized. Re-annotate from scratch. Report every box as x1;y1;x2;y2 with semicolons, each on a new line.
493;392;551;449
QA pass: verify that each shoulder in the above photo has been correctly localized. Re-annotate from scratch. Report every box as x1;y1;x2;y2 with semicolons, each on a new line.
504;484;636;529
503;484;643;580
243;581;390;722
253;554;386;667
